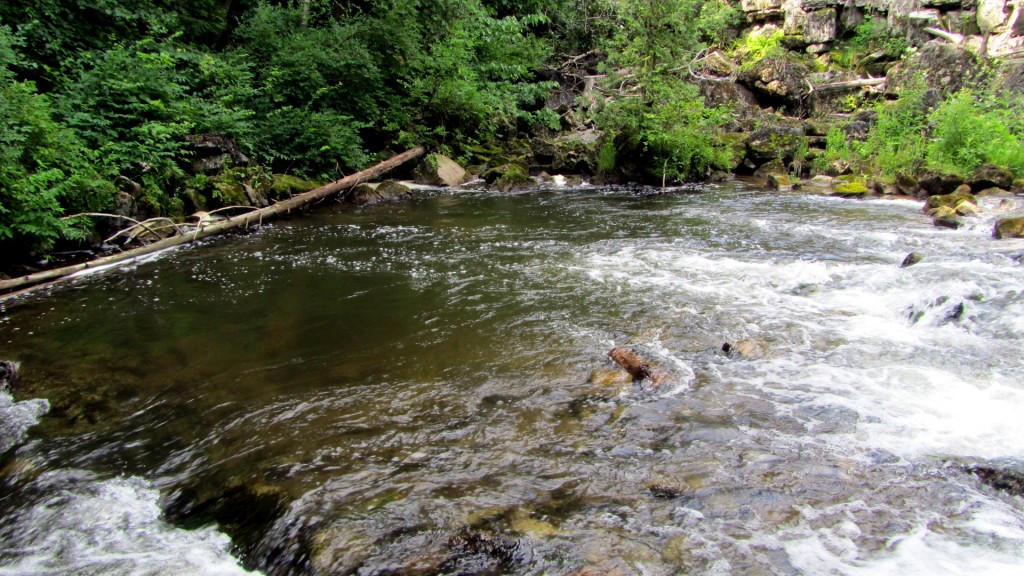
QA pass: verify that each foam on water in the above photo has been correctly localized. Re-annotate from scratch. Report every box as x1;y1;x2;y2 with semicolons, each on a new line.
0;391;48;454
0;473;260;576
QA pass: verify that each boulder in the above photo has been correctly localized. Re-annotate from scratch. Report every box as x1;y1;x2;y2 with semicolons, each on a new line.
831;175;870;197
766;173;796;191
271;174;319;198
994;216;1024;239
895;173;920;196
585;368;634;397
970;163;1014;191
346;180;413;205
804;8;838;43
745;121;807;161
886;41;986;96
918;171;964;196
931;206;964;229
924;187;979;213
414;154;469;186
483;163;533;192
900;252;924;268
739;56;812;112
978;0;1010;33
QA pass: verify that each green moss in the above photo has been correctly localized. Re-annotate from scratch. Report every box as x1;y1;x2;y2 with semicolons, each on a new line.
832;175;870;196
924;189;978;211
271;174;319;198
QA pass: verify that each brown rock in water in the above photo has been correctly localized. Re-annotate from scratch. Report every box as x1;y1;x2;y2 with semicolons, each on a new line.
608;347;673;388
722;339;766;359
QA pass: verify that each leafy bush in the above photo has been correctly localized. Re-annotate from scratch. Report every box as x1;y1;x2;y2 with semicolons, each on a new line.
733;29;785;71
855;87;930;177
927;90;1024;178
0;26;110;255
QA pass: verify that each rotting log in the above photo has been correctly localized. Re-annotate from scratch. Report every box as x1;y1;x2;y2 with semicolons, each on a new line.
608;346;674;389
0;146;425;300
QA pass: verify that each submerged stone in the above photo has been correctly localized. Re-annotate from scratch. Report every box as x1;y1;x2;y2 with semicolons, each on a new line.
900;252;924;268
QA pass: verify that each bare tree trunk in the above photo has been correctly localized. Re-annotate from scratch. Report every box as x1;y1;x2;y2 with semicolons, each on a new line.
0;146;425;300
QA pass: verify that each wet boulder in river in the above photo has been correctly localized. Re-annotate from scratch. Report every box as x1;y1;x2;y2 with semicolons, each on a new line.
900;252;924;268
994;216;1024;239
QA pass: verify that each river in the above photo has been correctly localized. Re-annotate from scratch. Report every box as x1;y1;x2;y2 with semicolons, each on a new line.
1;182;1023;575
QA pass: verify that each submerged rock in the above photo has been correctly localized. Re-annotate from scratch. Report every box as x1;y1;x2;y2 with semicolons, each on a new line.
964;464;1024;497
722;339;766;359
900;252;924;268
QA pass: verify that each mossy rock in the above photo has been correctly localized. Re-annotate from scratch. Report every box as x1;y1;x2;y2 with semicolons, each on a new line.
745;122;806;162
271;174;319;198
346;180;413;206
924;188;979;214
483;163;533;192
766;173;795;191
831;175;870;197
994;217;1024;239
718;133;749;171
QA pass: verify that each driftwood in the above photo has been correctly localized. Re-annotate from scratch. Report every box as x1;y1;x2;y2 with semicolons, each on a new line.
608;346;674;388
811;77;886;93
0;146;425;300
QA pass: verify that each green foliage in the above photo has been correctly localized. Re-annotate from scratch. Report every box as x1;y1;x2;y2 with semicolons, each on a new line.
856;87;929;177
927;90;1024;178
733;29;784;71
598;81;732;182
404;0;555;145
0;26;110;254
697;0;740;47
847;15;908;60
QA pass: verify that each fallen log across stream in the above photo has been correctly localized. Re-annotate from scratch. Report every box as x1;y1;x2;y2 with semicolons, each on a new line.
0;146;425;301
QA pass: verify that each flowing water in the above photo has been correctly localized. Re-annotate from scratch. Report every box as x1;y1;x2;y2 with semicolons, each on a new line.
1;182;1024;575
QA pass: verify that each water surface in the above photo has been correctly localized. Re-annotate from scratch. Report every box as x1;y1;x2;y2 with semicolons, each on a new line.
1;183;1023;575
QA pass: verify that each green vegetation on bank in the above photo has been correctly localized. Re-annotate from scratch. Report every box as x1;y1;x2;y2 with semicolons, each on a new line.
824;85;1024;181
0;0;742;261
2;0;1023;267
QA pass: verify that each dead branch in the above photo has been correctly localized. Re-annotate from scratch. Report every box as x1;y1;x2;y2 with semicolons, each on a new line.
812;77;886;92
